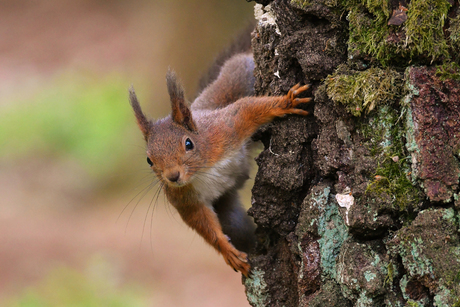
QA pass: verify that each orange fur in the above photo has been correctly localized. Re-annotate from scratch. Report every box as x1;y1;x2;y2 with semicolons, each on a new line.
129;53;311;277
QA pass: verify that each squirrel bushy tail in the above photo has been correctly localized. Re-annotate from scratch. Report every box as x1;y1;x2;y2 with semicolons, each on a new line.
196;23;253;97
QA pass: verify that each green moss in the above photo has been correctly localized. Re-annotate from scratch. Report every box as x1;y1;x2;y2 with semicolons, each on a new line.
455;271;460;283
359;105;422;212
291;0;345;9
436;62;460;81
346;3;396;66
325;65;402;116
342;0;453;65
297;0;455;65
450;15;460;48
384;262;394;286
406;300;420;307
290;0;310;8
405;0;451;62
365;155;420;212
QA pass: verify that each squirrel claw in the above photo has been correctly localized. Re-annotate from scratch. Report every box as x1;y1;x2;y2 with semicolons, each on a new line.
294;97;312;104
290;83;301;92
223;248;250;277
292;84;310;96
290;109;309;116
282;83;312;112
238;255;249;263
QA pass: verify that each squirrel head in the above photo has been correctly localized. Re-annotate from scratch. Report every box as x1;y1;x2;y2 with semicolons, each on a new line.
129;70;202;187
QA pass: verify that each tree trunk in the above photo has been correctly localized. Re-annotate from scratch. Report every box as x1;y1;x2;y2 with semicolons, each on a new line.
244;0;460;306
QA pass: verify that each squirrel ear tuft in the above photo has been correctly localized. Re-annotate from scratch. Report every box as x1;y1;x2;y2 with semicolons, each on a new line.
129;86;151;141
166;69;197;132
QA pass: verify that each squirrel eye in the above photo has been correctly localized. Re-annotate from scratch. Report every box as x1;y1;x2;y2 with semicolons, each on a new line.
147;157;153;166
185;138;194;151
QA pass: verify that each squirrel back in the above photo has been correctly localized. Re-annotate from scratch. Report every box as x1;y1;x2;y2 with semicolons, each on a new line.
192;53;254;111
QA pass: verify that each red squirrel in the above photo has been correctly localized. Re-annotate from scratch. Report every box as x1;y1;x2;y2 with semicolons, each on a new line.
129;47;311;277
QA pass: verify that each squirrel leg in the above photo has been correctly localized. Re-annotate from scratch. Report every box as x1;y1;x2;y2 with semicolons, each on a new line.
177;203;251;276
213;191;256;253
220;83;312;144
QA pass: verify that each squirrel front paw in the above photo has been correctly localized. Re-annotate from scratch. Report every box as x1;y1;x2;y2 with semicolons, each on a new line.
282;83;312;116
222;247;250;277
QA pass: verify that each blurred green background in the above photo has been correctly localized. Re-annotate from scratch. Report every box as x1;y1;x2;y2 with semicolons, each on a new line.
0;1;254;306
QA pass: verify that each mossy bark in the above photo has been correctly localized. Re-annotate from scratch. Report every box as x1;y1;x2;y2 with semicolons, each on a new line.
245;0;460;306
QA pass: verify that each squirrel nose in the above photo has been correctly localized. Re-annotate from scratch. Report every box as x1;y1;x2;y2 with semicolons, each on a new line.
166;171;181;183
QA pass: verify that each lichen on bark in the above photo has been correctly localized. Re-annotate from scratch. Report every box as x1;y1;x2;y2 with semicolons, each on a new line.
244;0;460;306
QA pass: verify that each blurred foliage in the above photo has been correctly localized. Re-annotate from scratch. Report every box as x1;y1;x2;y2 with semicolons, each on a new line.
0;73;140;181
5;265;147;307
0;1;254;306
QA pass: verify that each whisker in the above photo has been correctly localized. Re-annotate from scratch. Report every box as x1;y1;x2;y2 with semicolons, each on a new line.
150;182;165;252
140;188;155;248
125;178;160;233
117;175;158;224
187;166;222;176
192;174;222;189
163;191;180;223
194;171;224;183
182;153;196;165
141;180;163;245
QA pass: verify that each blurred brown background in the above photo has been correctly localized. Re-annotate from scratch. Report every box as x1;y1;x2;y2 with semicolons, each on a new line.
0;1;254;306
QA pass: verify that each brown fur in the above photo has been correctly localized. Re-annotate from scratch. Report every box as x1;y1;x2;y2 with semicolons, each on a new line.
166;69;198;132
196;23;253;96
129;87;151;141
129;53;311;277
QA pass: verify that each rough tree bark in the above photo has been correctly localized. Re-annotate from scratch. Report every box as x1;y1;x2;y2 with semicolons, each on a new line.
244;0;460;306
